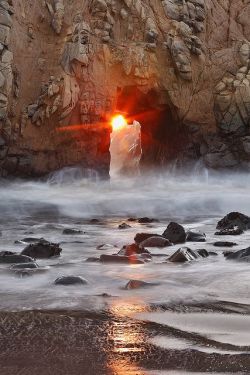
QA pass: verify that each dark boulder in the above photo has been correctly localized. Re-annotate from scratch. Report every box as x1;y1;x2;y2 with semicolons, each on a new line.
140;236;172;248
124;280;159;290
225;247;250;261
163;222;186;244
215;227;243;236
62;228;83;235
213;241;237;247
21;240;62;259
168;247;209;263
100;254;144;264
186;231;206;242
0;254;34;264
118;223;131;229
208;251;218;256
217;212;250;231
118;243;150;256
168;247;198;262
54;276;88;285
134;233;160;244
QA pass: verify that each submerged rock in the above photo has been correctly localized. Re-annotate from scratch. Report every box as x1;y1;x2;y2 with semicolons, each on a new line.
15;237;46;244
225;247;250;262
213;241;238;247
118;223;131;229
10;263;39;270
0;254;34;264
62;228;83;235
163;222;186;244
215;227;243;236
21;240;62;259
85;257;100;263
54;276;88;285
208;251;218;256
134;232;160;244
186;231;206;242
100;254;144;264
96;244;115;250
124;280;159;290
217;212;250;231
140;236;172;248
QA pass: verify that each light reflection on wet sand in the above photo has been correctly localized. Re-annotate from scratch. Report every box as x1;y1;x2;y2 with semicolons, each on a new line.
107;299;148;373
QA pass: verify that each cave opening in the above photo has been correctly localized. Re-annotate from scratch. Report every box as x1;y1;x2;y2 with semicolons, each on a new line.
112;86;189;172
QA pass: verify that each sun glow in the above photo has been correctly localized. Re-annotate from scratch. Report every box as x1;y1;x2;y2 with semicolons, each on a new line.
111;115;128;131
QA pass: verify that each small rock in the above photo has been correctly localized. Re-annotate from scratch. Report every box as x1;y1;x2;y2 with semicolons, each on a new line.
10;263;38;270
89;219;100;224
217;212;250;231
0;251;16;256
168;247;198;263
96;244;115;250
54;276;88;286
140;236;172;248
163;222;186;244
85;257;100;263
213;241;237;247
0;254;34;264
168;247;209;262
197;249;209;258
21;240;62;259
118;243;149;256
62;228;83;235
124;280;159;290
208;251;218;256
134;233;160;244
186;231;206;242
100;254;144;264
118;223;131;230
15;237;47;245
215;227;243;236
138;217;158;224
128;217;137;222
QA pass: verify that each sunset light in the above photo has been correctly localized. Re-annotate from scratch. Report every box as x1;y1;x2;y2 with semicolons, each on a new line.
111;114;127;131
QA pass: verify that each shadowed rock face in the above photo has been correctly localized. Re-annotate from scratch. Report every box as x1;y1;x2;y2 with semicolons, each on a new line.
0;0;250;176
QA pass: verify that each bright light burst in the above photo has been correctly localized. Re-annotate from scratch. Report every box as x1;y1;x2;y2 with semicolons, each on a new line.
111;115;127;131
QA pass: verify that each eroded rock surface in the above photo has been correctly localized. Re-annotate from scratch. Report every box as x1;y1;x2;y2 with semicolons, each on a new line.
0;0;250;175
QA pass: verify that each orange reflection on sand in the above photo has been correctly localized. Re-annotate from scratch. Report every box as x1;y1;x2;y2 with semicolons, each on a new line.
107;298;148;373
109;360;147;375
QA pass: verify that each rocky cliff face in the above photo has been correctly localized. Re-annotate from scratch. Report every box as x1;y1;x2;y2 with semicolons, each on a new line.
0;0;249;176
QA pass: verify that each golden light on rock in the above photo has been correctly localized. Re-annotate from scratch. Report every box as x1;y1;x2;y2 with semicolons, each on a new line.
111;114;128;131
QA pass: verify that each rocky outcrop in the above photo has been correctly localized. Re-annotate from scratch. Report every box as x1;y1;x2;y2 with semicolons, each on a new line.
0;0;250;176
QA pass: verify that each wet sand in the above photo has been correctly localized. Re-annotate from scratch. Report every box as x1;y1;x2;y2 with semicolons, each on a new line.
1;301;250;374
